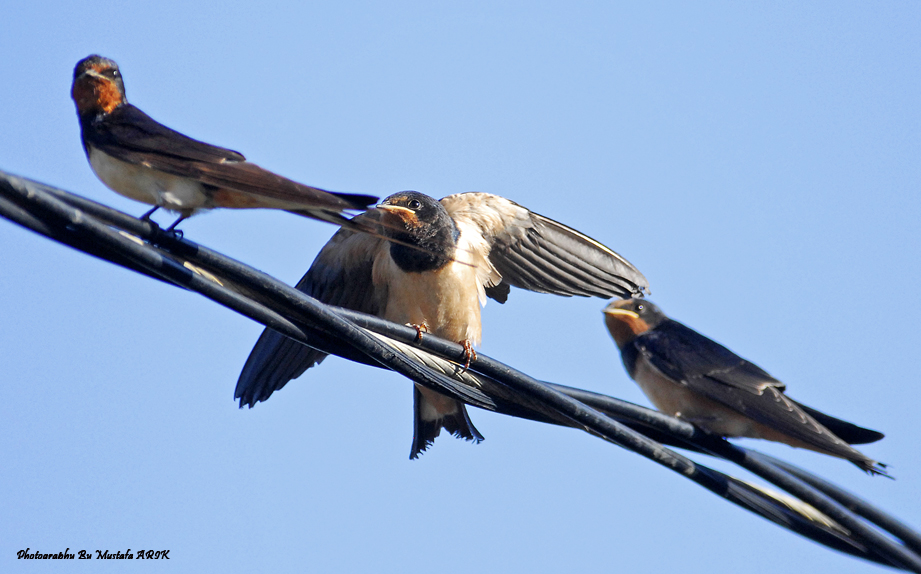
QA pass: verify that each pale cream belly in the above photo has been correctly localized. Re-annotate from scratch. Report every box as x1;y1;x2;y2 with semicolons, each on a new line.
381;258;483;345
380;255;483;418
88;149;210;214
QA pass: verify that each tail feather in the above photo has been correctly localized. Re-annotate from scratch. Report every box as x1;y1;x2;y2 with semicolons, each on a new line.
410;385;483;459
286;208;358;228
329;191;378;210
851;459;891;479
792;400;885;445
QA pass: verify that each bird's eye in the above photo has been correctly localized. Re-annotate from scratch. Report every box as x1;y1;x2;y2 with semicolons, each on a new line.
636;303;645;313
408;199;422;210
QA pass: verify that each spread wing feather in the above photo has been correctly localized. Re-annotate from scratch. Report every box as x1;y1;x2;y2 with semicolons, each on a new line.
441;192;649;300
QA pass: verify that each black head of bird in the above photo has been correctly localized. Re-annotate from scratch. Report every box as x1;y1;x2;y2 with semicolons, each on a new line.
72;55;126;120
377;191;460;273
603;298;668;349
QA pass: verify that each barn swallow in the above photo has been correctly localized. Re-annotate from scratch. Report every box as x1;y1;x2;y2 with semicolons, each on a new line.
603;299;887;475
237;191;649;458
71;55;376;230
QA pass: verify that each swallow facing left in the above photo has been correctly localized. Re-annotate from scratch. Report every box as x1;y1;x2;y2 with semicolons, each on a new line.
603;299;887;475
71;55;377;230
237;191;650;458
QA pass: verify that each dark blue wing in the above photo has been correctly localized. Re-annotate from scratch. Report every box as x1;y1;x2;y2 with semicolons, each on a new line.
235;213;388;407
634;320;883;462
636;320;781;395
88;105;375;211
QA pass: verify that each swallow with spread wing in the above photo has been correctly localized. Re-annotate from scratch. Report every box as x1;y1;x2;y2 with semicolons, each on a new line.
71;55;376;230
237;191;650;458
603;298;887;475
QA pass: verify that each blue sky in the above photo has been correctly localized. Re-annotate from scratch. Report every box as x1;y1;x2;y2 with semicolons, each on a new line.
2;2;919;572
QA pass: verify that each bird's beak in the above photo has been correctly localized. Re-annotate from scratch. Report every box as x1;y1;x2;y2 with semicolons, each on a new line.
377;204;413;215
76;69;99;81
377;204;418;227
602;300;639;319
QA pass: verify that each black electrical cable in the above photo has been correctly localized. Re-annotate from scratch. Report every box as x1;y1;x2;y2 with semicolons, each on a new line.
2;170;918;571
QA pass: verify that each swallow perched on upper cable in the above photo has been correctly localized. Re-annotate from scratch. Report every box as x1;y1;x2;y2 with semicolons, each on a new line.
237;191;650;458
70;55;377;230
603;299;887;475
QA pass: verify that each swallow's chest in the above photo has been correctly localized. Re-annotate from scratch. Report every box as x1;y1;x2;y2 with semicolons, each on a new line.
379;258;483;345
88;148;209;214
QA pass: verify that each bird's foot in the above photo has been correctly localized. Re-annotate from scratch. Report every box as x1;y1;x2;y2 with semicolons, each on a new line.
458;339;477;373
408;322;429;342
165;215;188;238
139;205;160;221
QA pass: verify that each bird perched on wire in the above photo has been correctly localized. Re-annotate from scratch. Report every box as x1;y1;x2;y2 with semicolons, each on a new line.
602;298;887;475
70;55;377;230
237;191;650;458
